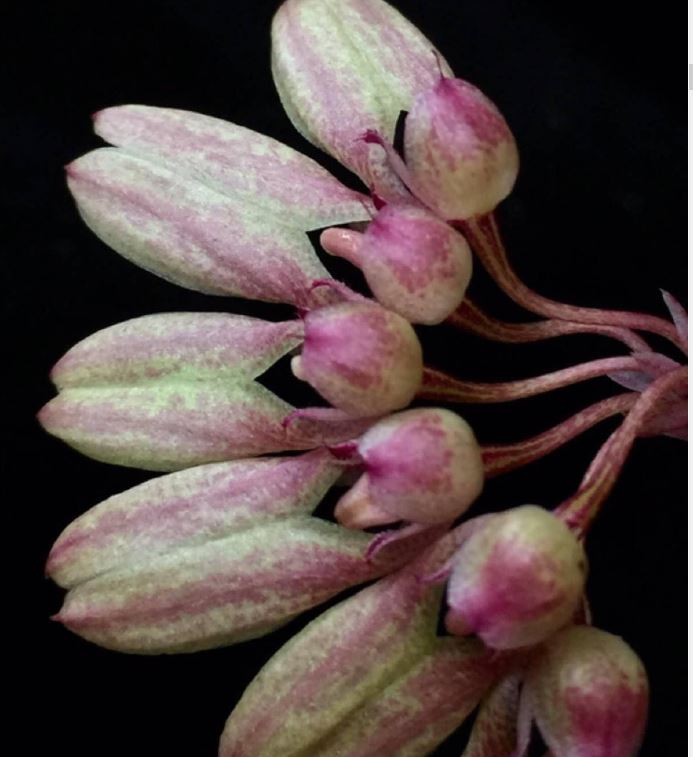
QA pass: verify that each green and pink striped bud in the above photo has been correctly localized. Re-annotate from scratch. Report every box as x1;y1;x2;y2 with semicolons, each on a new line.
293;301;423;416
47;450;422;654
445;505;587;649
519;625;649;757
271;0;453;185
219;539;508;756
335;408;484;527
322;204;473;325
403;77;519;220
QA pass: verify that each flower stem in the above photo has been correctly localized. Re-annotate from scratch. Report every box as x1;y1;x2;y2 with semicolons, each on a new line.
482;393;637;477
418;356;642;404
554;366;687;537
448;299;651;353
457;214;685;353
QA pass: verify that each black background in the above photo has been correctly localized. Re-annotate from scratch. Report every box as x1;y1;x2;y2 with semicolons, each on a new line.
6;0;685;754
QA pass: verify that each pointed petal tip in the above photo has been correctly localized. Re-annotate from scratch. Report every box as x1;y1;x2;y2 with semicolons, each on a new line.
36;400;55;429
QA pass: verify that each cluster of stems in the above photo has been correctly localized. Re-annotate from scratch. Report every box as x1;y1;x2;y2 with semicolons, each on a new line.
416;211;686;541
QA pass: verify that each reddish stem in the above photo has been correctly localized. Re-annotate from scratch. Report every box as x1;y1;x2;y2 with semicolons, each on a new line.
482;393;637;477
418;356;642;404
458;214;685;353
448;299;650;353
554;367;687;537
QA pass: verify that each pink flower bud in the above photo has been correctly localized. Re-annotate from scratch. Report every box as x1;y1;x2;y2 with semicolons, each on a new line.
404;77;519;220
332;204;473;325
445;505;587;649
522;625;649;757
293;302;423;416
335;408;483;526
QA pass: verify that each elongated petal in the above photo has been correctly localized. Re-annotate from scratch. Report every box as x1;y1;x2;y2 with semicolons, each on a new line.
461;674;520;757
271;0;452;181
220;566;443;756
38;380;305;471
53;517;378;654
67;149;332;306
94;105;372;229
317;638;503;757
47;449;341;588
51;312;303;389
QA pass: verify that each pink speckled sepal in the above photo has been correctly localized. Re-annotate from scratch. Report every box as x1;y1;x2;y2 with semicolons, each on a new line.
317;637;507;756
39;313;318;470
94;104;372;231
50;312;304;389
52;515;382;654
67;148;334;307
219;536;504;756
38;379;307;471
47;448;342;588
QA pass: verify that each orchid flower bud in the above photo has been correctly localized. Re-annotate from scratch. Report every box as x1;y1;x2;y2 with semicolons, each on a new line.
271;0;453;184
521;625;649;757
325;204;473;325
292;302;423;416
335;408;484;527
445;505;587;649
404;76;519;220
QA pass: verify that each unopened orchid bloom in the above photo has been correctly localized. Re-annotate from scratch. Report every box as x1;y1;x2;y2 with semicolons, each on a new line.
334;407;484;527
293;301;423;415
40;0;685;754
518;625;649;757
323;204;474;325
401;76;520;220
442;505;587;649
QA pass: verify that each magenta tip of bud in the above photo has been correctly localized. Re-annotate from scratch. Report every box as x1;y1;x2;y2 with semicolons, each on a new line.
280;411;299;430
371;192;387;210
327;441;360;461
309;279;332;293
361;129;385;146
49;612;64;624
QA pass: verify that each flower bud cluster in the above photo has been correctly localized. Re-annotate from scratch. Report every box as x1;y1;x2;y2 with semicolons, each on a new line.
315;72;519;327
39;1;663;754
